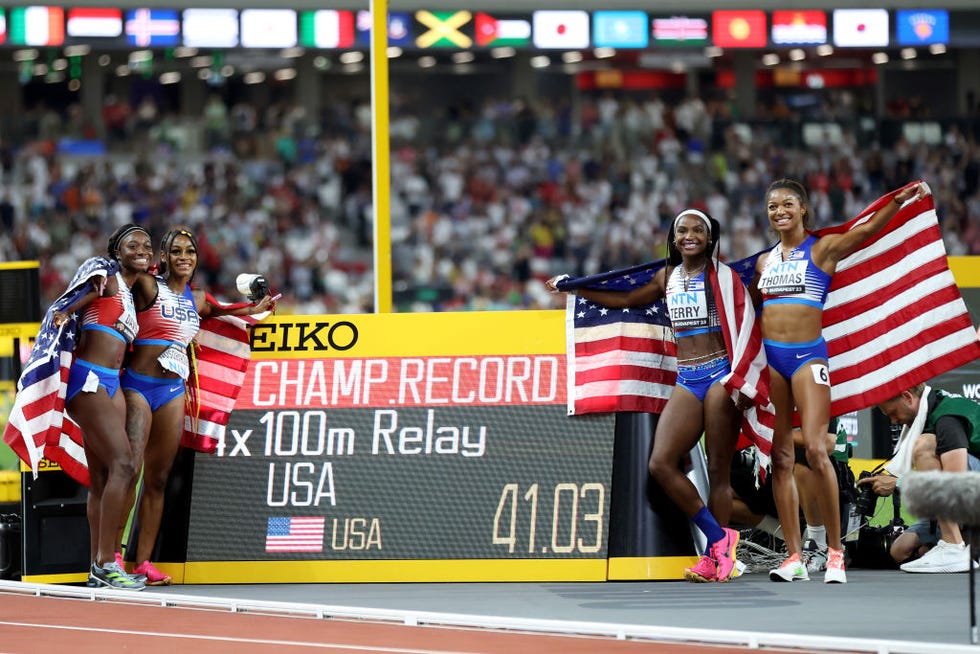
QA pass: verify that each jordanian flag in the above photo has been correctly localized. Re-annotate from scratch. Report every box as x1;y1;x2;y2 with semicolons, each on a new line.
474;13;531;47
9;7;65;46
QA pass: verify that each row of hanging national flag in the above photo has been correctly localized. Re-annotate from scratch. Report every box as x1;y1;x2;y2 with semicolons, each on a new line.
560;183;980;451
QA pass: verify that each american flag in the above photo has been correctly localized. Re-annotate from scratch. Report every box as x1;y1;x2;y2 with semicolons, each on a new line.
1;257;118;486
265;516;326;553
820;182;980;413
559;182;980;433
558;257;774;463
558;261;676;416
182;294;268;455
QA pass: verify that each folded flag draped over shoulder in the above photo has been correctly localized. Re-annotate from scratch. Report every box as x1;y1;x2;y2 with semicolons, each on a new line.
820;182;980;414
182;293;269;455
1;256;117;486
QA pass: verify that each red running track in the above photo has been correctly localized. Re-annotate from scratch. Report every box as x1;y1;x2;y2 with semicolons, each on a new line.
0;592;818;654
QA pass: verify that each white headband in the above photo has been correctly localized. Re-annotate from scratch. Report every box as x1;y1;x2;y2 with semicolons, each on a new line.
672;209;711;233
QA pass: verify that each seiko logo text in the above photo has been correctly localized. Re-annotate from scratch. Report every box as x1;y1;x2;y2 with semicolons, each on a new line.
251;321;359;352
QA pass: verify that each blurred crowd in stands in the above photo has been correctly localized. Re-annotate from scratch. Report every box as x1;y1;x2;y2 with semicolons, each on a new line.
2;89;980;314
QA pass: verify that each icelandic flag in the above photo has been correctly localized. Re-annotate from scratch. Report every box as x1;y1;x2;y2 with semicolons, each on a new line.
124;8;180;47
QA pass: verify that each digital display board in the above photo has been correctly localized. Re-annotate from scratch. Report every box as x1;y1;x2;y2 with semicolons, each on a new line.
183;311;615;582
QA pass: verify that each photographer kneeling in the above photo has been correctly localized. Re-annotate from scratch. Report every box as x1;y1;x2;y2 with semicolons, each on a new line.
859;384;980;573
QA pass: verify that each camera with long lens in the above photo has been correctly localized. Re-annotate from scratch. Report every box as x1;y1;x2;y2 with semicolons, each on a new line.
855;471;880;516
236;273;271;301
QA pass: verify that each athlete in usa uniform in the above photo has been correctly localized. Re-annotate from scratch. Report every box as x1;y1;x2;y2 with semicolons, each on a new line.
750;179;926;584
122;227;275;585
55;224;157;590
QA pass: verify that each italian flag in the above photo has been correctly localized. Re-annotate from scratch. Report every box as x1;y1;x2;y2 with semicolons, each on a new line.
9;7;65;46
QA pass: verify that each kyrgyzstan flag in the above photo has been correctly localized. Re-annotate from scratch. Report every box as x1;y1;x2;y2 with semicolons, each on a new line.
532;10;589;49
712;10;767;48
67;8;123;38
9;7;65;46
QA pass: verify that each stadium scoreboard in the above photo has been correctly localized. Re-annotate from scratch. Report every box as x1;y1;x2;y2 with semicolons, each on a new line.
183;311;616;582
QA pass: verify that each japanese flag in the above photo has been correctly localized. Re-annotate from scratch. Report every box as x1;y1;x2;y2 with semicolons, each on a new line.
532;10;589;49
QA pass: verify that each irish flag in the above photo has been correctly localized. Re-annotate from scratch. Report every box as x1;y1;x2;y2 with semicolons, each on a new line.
9;7;64;46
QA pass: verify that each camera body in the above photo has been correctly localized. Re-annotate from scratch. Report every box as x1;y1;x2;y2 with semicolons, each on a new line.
854;471;879;516
236;273;271;301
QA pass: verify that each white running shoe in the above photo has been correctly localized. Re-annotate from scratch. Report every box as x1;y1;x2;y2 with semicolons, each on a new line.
803;539;827;573
900;540;971;573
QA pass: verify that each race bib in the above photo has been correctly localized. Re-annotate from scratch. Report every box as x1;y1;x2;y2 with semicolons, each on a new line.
158;344;190;380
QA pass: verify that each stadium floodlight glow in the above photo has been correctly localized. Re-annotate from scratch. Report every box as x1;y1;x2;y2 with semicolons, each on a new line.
452;52;474;64
929;43;946;55
490;46;516;59
761;53;780;66
900;47;917;60
339;51;364;64
593;47;615;59
789;48;805;61
871;52;889;64
274;67;297;81
704;46;723;58
562;51;583;63
13;49;39;62
174;47;197;58
63;45;91;57
816;44;834;56
530;55;550;68
418;55;436;68
159;71;181;84
387;47;402;58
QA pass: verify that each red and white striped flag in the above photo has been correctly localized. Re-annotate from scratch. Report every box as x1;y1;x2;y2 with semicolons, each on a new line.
182;296;268;454
559;182;979;464
709;261;775;461
560;262;677;416
1;257;118;486
822;182;980;414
